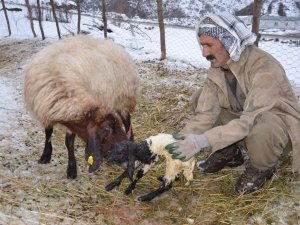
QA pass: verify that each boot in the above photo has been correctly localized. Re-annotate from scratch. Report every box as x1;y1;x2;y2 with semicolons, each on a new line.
235;164;276;194
197;144;244;173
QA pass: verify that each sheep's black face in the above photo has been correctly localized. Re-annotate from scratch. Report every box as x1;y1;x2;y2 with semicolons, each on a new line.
85;113;127;173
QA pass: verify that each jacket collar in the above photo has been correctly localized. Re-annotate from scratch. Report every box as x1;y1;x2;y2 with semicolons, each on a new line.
206;45;253;95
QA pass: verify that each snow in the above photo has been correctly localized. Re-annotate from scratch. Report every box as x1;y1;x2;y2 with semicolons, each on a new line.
1;2;300;224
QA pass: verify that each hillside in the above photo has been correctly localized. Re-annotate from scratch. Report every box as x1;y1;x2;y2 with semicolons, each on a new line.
80;0;300;19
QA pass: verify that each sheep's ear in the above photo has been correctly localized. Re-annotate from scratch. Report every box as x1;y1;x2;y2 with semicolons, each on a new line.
86;134;102;173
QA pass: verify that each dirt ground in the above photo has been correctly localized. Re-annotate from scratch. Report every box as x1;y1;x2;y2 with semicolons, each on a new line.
0;38;300;225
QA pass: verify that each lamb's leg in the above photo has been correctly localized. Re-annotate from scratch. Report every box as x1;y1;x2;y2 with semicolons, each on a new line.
38;127;53;164
65;130;77;179
105;170;128;191
124;168;147;195
138;178;172;202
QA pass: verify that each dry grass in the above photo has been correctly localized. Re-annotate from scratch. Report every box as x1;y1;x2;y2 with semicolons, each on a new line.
3;74;297;225
0;39;299;224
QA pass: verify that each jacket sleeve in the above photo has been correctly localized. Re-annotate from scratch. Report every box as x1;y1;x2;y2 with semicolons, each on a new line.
204;60;286;152
181;78;221;134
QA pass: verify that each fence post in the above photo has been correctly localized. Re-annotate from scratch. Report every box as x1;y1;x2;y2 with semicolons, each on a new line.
1;0;11;36
50;0;61;39
156;0;166;60
36;0;45;40
25;0;37;37
76;0;81;34
252;0;262;46
101;0;107;38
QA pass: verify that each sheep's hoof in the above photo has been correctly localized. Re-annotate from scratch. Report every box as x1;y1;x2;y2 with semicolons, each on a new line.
67;165;77;179
38;156;51;164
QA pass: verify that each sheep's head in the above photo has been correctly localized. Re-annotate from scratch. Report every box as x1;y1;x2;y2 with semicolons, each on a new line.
85;113;128;173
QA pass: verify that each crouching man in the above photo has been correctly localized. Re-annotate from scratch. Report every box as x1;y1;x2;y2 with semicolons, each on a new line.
166;12;300;194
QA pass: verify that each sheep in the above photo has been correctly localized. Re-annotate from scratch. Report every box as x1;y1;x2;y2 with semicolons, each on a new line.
105;133;196;201
23;35;139;179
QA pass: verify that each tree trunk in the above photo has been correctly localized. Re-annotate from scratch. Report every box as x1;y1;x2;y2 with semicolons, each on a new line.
156;0;166;60
101;0;107;38
49;0;61;39
1;0;11;36
252;0;263;46
25;0;37;37
76;0;81;34
36;0;45;40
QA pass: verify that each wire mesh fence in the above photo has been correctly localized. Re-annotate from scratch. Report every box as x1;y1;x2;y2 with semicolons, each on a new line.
1;2;300;95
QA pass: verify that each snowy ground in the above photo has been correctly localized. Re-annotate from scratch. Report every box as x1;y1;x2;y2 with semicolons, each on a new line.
0;37;300;225
0;37;204;224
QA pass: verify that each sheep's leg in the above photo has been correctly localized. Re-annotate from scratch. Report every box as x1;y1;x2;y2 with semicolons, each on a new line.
105;170;128;191
65;130;77;179
137;179;172;202
38;127;53;164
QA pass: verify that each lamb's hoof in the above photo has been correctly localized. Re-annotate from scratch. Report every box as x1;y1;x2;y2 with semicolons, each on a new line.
105;182;118;191
124;188;133;195
157;176;164;182
137;194;153;202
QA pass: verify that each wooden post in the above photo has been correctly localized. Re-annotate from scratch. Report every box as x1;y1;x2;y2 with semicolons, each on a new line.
36;0;45;40
252;0;263;46
1;0;11;36
25;0;37;37
156;0;166;60
76;0;81;34
101;0;107;38
50;0;61;39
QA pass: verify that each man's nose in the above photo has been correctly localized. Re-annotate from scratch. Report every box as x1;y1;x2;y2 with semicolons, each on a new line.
202;48;209;57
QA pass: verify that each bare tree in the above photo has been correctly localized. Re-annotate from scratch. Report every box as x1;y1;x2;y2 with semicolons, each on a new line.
101;0;107;38
49;0;61;39
76;0;81;34
156;0;166;60
36;0;45;40
252;0;263;46
1;0;11;36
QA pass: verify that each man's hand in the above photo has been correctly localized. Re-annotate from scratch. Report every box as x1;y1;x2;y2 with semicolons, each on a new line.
165;133;211;161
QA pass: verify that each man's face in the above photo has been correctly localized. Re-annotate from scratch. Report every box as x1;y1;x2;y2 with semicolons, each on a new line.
199;35;230;69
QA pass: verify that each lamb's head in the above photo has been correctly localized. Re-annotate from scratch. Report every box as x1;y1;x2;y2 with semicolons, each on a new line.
107;139;152;179
85;113;128;173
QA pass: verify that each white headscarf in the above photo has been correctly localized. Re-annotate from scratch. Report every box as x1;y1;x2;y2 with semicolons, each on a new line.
196;11;257;61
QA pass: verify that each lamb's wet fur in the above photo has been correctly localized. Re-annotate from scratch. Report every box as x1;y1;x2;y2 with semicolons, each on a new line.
106;133;196;201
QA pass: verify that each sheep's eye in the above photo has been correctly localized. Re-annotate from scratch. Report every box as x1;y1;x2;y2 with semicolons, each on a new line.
104;127;112;133
149;139;152;146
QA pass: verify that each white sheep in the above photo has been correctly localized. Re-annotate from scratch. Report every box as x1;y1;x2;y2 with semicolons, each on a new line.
105;133;196;201
23;35;139;179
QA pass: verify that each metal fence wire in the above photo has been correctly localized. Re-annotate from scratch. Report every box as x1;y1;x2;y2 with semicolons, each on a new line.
1;3;300;96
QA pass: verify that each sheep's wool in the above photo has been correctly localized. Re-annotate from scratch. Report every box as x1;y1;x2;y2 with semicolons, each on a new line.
24;35;139;127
